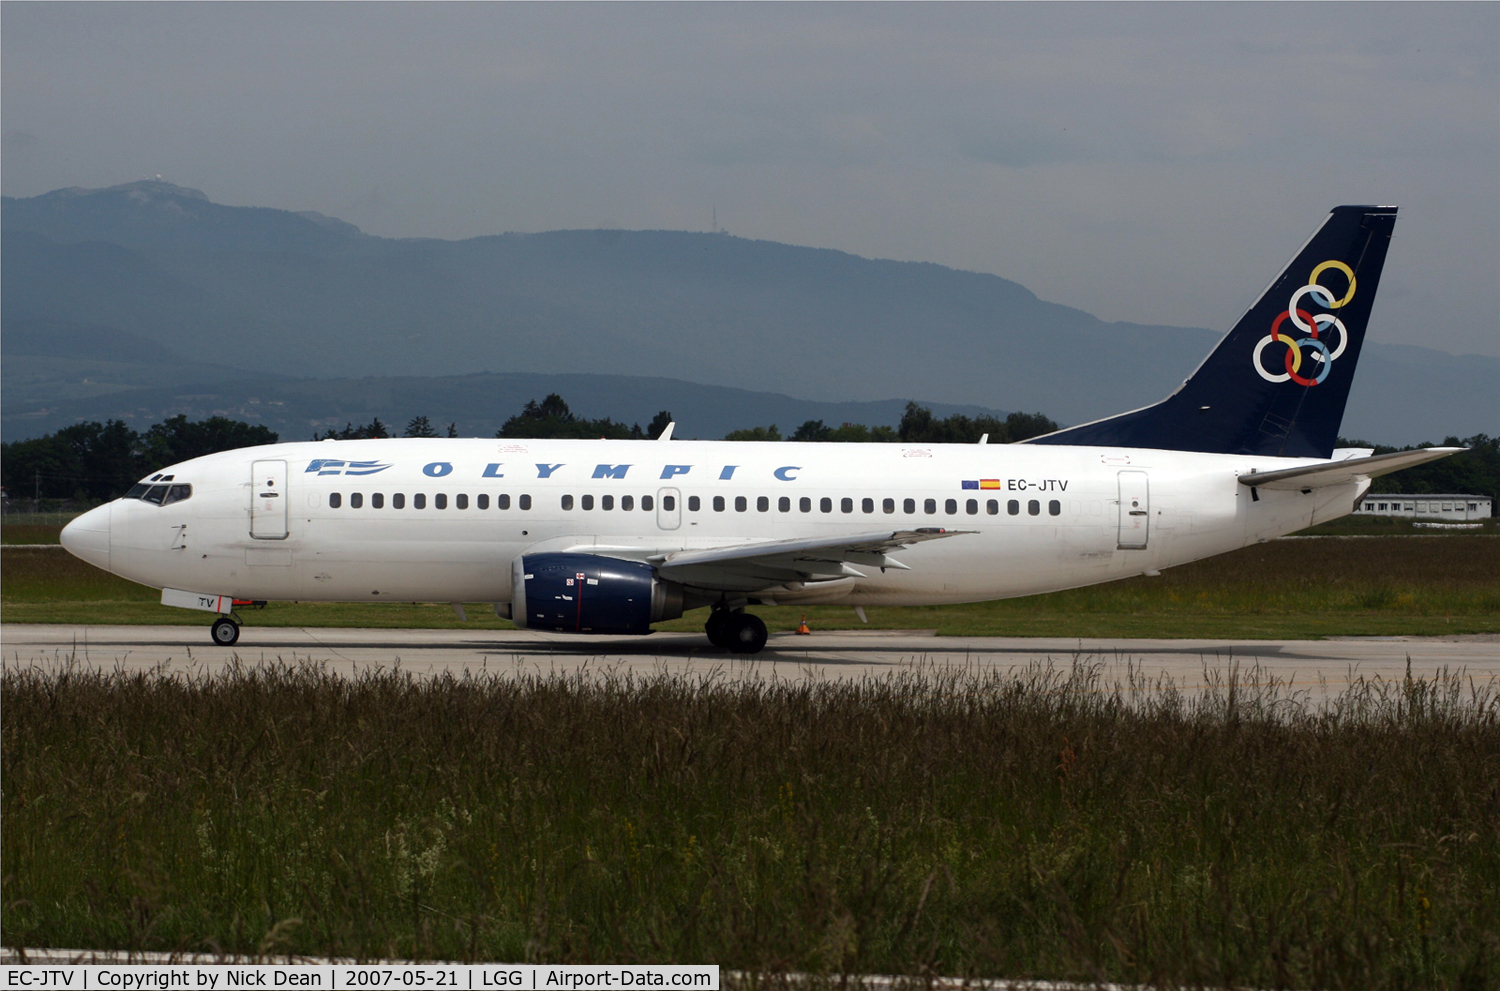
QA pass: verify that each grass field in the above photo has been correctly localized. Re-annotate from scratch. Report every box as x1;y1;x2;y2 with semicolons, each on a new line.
4;529;1497;637
4;662;1497;985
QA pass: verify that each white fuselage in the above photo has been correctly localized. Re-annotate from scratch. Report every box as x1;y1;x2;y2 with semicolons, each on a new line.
70;437;1367;609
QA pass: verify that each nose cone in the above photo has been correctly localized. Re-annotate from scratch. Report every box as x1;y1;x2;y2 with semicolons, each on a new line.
61;504;111;572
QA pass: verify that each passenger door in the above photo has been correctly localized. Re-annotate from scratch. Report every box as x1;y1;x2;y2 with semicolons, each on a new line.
1117;470;1149;549
250;460;289;539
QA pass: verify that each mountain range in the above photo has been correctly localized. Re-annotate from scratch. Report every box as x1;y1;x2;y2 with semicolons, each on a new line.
3;180;1493;445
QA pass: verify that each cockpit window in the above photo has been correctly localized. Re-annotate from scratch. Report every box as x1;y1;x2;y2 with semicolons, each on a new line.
124;480;192;504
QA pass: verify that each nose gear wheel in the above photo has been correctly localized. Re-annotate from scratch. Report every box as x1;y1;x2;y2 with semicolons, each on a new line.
210;617;240;646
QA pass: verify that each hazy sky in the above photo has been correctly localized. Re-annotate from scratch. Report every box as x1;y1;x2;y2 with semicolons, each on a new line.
4;2;1497;357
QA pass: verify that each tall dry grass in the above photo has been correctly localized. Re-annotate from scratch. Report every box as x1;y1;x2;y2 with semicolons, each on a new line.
3;659;1497;987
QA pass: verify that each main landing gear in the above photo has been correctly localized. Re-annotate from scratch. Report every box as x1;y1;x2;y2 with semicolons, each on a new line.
210;616;241;646
705;606;768;654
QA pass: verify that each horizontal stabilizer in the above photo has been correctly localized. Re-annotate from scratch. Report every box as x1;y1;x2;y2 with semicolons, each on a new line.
1238;447;1463;491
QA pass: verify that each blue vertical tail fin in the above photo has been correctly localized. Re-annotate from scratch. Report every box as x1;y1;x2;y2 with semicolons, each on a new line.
1027;205;1397;458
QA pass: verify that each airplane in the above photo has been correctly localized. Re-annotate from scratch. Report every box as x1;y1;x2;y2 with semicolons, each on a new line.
60;205;1461;653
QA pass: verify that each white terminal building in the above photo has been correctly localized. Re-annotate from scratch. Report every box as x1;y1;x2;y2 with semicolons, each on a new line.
1355;494;1492;520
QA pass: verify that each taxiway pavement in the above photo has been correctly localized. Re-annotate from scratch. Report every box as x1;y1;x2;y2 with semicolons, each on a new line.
3;624;1495;694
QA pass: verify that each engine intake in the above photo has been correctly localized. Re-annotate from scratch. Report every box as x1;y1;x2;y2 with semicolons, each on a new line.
512;553;684;634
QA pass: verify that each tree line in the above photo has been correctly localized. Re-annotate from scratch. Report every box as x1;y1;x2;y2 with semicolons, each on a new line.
724;403;1059;445
1343;433;1500;498
325;396;1061;446
4;397;1495;507
1;416;278;503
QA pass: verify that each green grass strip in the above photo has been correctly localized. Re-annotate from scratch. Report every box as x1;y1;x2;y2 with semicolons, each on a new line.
5;535;1497;637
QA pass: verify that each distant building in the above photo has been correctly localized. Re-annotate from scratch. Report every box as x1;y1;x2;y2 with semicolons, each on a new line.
1355;494;1492;520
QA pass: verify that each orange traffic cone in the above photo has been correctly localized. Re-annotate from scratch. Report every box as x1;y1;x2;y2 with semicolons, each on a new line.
795;614;811;635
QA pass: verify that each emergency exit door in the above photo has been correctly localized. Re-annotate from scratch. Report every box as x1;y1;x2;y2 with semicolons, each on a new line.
1117;470;1149;549
656;487;682;530
251;460;288;539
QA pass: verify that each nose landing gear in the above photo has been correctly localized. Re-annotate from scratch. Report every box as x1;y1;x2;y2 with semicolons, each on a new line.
704;607;768;654
210;616;241;646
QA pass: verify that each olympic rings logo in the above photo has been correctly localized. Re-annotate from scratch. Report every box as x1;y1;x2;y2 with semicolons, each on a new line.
1252;259;1356;386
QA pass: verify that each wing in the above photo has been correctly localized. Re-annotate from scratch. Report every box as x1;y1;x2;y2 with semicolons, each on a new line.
1238;447;1464;491
646;528;976;592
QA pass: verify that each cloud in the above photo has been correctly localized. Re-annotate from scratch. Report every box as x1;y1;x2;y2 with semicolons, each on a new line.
957;124;1091;169
1;2;1494;356
3;128;38;152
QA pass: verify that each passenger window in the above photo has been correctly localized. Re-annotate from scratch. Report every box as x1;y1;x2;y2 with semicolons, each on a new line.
582;495;595;510
965;499;977;515
163;484;193;506
1028;499;1040;516
735;496;747;512
820;497;833;513
924;498;936;514
498;494;511;510
757;496;769;512
477;494;489;510
373;493;385;509
351;492;364;509
840;498;853;513
1007;499;1019;515
435;493;448;510
713;495;725;512
602;495;614;511
862;498;874;514
986;499;998;515
414;494;427;510
643;495;655;511
882;498;894;514
660;495;672;511
688;496;701;512
800;497;812;513
394;493;406;509
903;498;916;514
1049;500;1061;516
329;492;342;509
779;496;791;512
457;494;469;510
945;499;958;515
621;495;634;511
562;494;575;511
519;494;532;510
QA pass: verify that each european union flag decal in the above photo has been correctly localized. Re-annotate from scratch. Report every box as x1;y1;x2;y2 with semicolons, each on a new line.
961;480;979;489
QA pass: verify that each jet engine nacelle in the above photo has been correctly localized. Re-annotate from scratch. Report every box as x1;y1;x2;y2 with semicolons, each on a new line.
511;552;685;634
